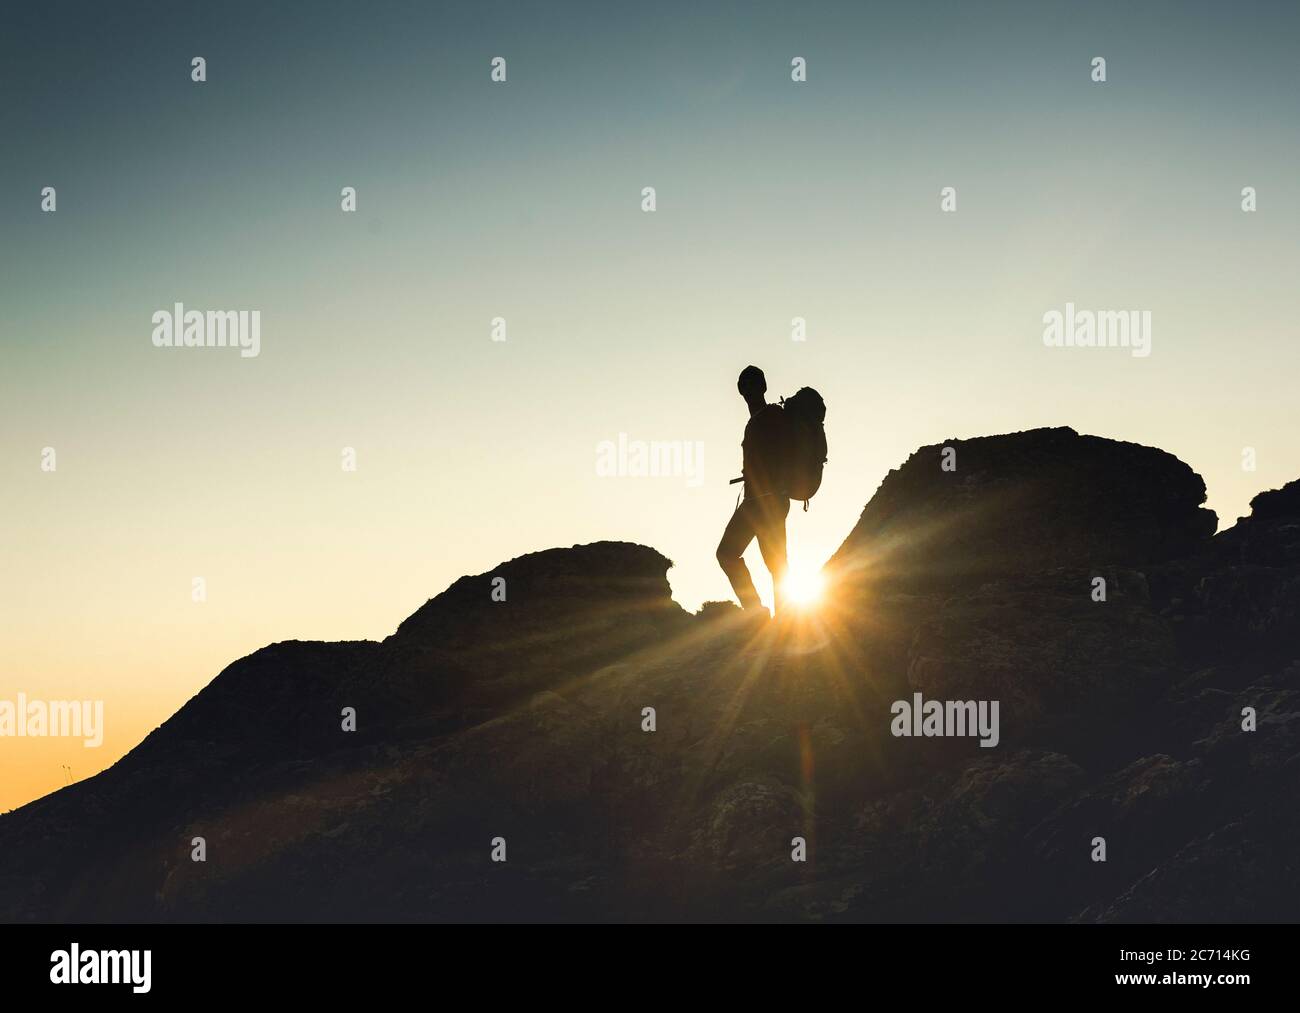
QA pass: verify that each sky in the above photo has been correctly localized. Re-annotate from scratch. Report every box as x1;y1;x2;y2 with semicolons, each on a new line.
2;0;1299;811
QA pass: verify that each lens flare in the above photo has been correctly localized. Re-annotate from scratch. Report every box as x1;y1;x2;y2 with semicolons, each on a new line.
782;568;825;608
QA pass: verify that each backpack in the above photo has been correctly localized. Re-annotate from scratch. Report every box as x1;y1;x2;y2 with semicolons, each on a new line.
780;387;827;507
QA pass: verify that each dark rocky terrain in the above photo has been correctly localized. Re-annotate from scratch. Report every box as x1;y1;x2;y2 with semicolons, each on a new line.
2;426;1297;922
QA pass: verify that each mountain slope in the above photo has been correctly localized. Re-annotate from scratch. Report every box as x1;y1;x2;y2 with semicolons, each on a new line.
2;429;1297;922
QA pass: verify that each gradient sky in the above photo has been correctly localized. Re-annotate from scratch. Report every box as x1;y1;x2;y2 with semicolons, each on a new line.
3;0;1299;811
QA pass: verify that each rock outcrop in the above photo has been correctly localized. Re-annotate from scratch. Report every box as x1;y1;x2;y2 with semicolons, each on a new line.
1;433;1296;923
829;427;1217;589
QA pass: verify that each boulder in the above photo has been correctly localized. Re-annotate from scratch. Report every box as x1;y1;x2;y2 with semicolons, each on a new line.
829;427;1216;591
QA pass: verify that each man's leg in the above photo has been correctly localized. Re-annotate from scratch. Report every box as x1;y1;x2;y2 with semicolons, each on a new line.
754;497;790;616
716;500;763;610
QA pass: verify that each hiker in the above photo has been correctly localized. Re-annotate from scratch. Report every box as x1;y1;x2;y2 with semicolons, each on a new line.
717;366;828;616
716;365;793;615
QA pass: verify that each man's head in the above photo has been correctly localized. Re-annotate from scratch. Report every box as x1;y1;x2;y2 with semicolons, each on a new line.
737;365;766;401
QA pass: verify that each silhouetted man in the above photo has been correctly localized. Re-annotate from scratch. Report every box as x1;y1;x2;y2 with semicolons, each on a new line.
717;365;790;615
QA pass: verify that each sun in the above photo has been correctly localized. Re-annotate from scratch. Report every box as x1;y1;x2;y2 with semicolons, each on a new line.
781;568;825;609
